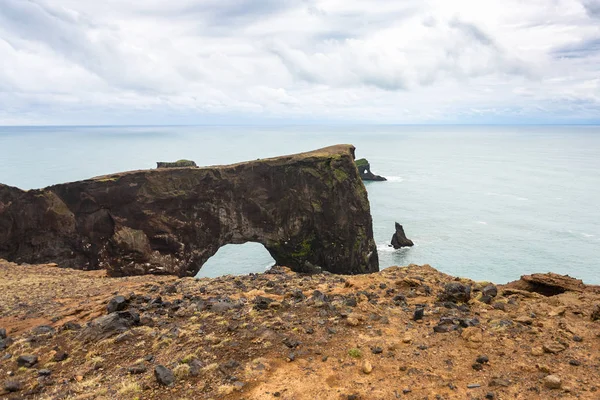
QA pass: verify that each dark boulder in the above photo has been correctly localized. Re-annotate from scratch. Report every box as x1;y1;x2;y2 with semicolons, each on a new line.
53;351;69;362
154;365;175;386
0;328;6;339
0;145;378;277
438;282;471;304
79;311;140;341
391;222;414;249
3;380;22;393
107;295;128;313
355;158;387;181
16;355;38;368
482;285;498;298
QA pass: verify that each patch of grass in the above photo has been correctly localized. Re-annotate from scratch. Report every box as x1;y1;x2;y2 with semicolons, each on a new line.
117;380;141;396
348;348;362;358
174;364;191;380
181;354;197;364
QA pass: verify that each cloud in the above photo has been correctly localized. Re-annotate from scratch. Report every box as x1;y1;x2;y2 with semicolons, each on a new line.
0;0;598;124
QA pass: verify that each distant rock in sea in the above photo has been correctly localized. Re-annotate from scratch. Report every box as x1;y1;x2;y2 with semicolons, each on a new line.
355;158;386;181
391;222;414;249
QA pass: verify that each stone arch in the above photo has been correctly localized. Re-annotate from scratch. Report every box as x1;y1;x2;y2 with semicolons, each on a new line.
0;145;379;277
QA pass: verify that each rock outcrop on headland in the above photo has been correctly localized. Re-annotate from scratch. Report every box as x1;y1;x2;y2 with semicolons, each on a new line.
0;145;379;277
355;158;387;181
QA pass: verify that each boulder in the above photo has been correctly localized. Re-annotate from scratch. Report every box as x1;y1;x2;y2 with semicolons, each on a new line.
106;295;128;313
16;355;38;368
79;311;140;341
438;282;471;304
154;365;175;386
0;145;378;277
355;158;386;181
391;223;414;249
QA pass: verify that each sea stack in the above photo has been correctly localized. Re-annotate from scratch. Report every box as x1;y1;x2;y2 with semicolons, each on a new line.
355;158;387;181
391;222;414;249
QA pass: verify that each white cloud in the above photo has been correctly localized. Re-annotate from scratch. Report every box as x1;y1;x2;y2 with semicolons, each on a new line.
0;0;598;124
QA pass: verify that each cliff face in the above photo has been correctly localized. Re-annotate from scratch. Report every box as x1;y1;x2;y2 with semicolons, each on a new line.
0;145;379;277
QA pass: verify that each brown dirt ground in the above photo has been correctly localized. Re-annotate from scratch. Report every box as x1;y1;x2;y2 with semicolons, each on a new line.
1;260;599;400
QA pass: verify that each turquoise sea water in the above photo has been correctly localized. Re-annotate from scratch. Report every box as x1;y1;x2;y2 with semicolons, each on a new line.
1;125;599;284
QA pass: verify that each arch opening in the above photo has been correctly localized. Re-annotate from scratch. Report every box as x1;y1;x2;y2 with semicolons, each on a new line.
195;242;276;278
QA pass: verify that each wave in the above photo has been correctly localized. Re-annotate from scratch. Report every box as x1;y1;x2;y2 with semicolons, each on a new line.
376;243;414;253
476;221;488;225
485;192;529;201
385;176;404;183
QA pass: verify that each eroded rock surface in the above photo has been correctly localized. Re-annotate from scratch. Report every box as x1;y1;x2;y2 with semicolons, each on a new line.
0;145;378;277
355;158;386;181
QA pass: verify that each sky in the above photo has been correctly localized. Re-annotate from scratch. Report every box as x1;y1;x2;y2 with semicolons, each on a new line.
0;0;599;125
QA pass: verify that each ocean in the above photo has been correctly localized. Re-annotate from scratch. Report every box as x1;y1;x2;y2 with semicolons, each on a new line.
1;125;599;284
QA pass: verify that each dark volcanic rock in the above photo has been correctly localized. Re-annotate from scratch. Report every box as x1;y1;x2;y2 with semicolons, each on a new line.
0;328;6;339
0;145;378;277
31;325;55;336
53;351;69;362
482;284;498;298
16;355;38;368
107;295;128;313
154;365;175;386
438;282;471;304
3;380;22;393
355;158;386;181
79;311;140;341
391;222;414;249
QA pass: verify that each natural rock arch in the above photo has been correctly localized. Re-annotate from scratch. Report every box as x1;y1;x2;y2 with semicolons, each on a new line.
0;145;379;277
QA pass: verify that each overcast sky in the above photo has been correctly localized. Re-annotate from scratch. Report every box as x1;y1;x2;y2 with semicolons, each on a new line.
0;0;599;125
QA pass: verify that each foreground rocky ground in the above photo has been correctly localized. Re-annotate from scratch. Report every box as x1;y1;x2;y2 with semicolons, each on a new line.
1;260;599;399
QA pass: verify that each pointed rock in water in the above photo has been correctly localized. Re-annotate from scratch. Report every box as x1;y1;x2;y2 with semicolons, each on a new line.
391;222;414;249
0;145;378;277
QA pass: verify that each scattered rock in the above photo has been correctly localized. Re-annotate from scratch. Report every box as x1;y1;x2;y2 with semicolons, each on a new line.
569;359;581;366
53;351;69;362
79;311;140;341
128;363;148;374
38;369;51;376
476;355;489;364
362;360;373;374
3;380;22;393
107;295;128;313
16;355;38;368
413;307;424;321
482;285;498;298
154;365;175;386
543;342;567;354
461;327;483;343
543;375;562;389
531;347;544;356
467;383;481;389
438;282;471;303
0;328;7;339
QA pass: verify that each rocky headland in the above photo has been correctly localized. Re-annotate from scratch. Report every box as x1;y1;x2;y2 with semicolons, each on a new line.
0;145;378;277
355;159;386;182
1;259;599;399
